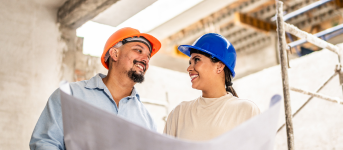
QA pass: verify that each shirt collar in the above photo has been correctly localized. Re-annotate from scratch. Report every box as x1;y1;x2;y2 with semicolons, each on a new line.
85;73;107;89
130;87;141;101
85;73;141;101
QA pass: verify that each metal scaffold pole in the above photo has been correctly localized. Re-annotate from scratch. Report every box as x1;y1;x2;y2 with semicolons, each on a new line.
276;1;295;150
337;48;343;98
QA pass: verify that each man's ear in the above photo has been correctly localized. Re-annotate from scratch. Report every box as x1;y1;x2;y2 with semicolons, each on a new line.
109;47;119;61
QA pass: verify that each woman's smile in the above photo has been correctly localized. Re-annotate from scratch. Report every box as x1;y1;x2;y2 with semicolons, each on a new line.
190;74;199;82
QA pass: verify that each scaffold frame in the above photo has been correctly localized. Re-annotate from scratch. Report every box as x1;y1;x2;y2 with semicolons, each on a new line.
276;1;343;150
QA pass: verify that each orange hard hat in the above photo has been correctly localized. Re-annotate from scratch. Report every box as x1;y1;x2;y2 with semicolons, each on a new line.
101;27;161;69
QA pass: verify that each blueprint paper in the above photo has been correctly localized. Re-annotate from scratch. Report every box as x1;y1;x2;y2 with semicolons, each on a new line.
59;81;71;95
60;83;281;150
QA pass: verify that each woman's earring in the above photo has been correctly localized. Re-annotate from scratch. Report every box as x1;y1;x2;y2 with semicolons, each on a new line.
217;70;220;73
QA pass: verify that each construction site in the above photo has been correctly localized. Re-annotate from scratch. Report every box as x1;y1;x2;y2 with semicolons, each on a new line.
1;0;343;149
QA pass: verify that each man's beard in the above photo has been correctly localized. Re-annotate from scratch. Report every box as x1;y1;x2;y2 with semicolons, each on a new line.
127;68;144;83
127;60;146;83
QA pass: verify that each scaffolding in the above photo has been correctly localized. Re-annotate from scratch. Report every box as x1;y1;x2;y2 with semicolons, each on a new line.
276;1;343;150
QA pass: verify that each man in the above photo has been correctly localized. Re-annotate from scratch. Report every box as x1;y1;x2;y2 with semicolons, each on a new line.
29;27;161;150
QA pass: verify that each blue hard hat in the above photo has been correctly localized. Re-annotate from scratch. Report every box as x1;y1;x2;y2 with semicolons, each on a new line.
178;33;237;77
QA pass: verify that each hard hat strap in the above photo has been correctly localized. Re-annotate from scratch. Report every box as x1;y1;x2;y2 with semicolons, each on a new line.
122;36;152;52
104;36;152;63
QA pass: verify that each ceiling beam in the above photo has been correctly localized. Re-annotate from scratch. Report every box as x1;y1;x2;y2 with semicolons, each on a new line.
58;0;119;29
234;12;276;34
164;0;271;47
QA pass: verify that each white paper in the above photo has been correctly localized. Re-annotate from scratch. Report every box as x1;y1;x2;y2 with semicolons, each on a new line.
59;81;71;95
60;83;281;150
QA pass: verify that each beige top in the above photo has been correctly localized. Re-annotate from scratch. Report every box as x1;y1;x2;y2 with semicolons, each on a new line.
163;93;260;141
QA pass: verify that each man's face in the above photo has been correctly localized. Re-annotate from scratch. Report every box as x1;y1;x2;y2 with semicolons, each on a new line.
117;42;151;83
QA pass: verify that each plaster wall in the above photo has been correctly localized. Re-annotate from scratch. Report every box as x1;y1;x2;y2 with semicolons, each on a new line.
0;0;66;149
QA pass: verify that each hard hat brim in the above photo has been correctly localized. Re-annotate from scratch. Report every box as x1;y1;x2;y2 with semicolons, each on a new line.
178;45;236;77
140;33;161;57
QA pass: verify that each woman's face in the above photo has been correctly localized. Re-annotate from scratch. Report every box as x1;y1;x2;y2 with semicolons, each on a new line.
187;53;220;91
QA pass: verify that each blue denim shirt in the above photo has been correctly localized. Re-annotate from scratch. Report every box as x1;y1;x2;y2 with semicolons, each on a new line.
29;73;157;150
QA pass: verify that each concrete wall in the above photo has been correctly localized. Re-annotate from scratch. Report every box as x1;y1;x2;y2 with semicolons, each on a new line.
0;0;66;149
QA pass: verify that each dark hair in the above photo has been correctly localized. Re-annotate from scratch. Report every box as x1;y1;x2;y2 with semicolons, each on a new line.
190;49;238;97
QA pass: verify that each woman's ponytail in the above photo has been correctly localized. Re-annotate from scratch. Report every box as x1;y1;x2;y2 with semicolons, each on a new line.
224;67;238;97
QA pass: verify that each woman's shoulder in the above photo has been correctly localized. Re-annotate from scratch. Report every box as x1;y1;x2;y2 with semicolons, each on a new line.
230;97;260;111
225;97;261;119
165;99;198;125
170;98;199;113
176;98;198;108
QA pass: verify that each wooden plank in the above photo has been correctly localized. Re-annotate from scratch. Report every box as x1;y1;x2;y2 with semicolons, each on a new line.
234;12;276;34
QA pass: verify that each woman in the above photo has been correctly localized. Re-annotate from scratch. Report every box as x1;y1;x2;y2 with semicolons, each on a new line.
164;33;260;141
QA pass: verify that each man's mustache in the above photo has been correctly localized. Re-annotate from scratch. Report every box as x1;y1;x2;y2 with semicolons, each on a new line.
133;60;147;72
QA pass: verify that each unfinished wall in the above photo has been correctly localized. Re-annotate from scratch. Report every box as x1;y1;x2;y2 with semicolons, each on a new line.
0;0;66;149
60;29;107;82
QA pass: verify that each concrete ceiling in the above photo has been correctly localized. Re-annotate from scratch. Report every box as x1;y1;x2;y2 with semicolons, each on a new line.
37;0;239;40
92;0;158;27
91;0;237;40
34;0;66;8
148;0;237;39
